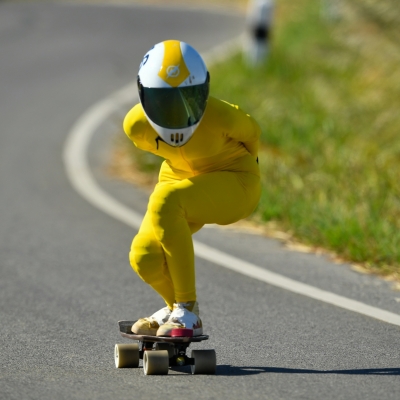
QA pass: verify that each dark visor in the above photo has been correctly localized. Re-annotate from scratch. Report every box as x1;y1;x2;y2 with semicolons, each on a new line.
139;81;209;130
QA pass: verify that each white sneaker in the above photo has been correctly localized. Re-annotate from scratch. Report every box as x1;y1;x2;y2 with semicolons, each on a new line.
156;302;203;337
131;306;172;335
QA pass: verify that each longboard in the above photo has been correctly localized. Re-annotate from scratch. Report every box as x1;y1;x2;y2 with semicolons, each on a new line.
115;320;216;375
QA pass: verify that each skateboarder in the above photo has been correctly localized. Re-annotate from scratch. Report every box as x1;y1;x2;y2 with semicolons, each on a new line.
123;40;261;337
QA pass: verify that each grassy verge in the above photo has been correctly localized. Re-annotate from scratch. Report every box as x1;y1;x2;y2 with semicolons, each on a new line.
112;0;400;279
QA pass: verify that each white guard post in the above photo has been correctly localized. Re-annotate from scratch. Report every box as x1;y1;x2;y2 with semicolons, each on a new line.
244;0;274;66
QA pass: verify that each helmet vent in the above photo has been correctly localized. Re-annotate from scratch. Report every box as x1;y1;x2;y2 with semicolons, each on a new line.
171;132;184;144
171;133;182;144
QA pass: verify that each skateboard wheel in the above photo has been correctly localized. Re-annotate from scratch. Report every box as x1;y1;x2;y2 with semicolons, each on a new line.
114;343;139;368
190;350;217;375
143;350;169;375
170;328;193;337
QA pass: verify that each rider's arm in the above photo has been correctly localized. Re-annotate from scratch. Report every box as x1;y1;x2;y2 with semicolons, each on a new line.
123;104;153;151
217;99;261;158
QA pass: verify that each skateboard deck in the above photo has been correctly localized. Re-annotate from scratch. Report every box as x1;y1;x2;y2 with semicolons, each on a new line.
115;320;216;375
118;320;209;343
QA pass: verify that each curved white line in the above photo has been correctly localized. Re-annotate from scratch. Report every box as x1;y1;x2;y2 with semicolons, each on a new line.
63;41;400;328
64;82;144;228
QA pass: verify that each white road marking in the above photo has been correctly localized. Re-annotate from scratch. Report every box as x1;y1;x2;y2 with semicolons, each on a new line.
63;39;400;328
64;82;144;229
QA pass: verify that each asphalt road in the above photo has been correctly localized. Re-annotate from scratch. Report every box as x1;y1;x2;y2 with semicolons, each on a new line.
0;2;399;399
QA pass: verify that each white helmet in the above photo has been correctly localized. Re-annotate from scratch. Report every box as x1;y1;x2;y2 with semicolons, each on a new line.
137;40;210;147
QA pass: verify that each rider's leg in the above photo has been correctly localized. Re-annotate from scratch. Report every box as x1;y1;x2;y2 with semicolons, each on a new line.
149;171;260;304
129;211;203;334
149;170;260;336
130;211;204;308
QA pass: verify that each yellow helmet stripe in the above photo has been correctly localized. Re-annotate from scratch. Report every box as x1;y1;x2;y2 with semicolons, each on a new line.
158;40;190;87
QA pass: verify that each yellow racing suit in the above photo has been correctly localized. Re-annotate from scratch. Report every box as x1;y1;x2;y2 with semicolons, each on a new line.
123;96;261;308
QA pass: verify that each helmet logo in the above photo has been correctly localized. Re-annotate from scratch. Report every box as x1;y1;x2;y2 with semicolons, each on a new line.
158;40;190;87
166;65;180;78
139;54;149;70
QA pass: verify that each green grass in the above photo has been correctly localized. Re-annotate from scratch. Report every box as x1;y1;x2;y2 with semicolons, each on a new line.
117;0;400;277
209;0;400;276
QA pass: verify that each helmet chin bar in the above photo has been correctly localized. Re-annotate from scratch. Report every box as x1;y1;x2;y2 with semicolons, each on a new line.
147;118;200;148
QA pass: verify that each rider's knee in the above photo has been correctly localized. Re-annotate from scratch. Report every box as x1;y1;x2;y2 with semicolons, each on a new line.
129;234;164;283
